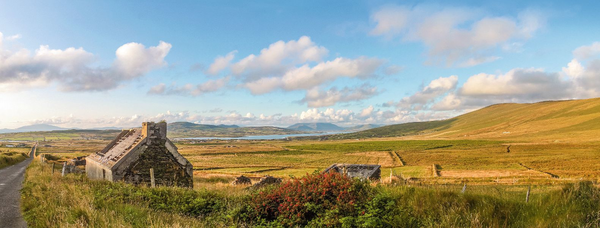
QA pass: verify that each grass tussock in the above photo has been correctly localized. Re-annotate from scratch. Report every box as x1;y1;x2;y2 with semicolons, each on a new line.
0;150;28;169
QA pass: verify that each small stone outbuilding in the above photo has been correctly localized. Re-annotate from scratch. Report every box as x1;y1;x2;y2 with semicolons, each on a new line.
323;164;381;180
250;175;282;189
86;122;193;187
231;175;252;186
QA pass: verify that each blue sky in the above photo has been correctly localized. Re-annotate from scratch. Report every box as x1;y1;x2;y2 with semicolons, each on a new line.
1;0;600;128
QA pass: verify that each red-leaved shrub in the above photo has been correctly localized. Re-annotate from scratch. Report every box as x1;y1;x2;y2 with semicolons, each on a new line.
249;172;372;226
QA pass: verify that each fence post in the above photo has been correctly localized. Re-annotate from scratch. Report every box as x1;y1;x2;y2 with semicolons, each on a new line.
462;183;467;194
150;168;155;188
526;185;531;203
52;163;55;174
389;169;393;184
61;162;67;177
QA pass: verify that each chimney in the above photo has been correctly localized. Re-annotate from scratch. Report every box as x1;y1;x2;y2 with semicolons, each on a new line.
141;122;167;139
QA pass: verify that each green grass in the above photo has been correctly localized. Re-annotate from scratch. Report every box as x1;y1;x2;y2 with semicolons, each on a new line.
21;159;600;227
381;182;600;227
21;161;246;227
179;139;600;180
168;122;305;138
0;148;29;169
286;140;501;152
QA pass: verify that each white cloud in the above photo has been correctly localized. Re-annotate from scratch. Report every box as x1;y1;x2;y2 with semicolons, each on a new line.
370;5;545;66
575;59;600;95
147;83;166;95
370;5;411;37
0;32;171;92
113;41;171;78
297;108;355;123
195;36;386;106
148;77;230;96
244;57;385;94
383;65;403;75
230;36;328;80
360;105;374;117
573;42;600;60
562;59;584;78
459;56;501;67
302;84;379;108
459;69;571;99
517;9;546;39
244;77;282;95
193;77;230;95
395;75;458;108
280;57;383;91
432;93;462;110
5;34;21;41
206;51;236;75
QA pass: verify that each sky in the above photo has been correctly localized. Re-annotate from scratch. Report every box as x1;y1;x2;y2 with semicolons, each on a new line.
1;0;600;129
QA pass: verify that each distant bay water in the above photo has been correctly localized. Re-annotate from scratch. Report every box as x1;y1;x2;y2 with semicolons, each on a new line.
177;132;344;140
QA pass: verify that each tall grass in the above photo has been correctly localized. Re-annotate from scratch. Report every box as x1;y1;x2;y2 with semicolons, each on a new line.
382;182;600;227
0;151;28;169
21;158;600;227
21;160;248;227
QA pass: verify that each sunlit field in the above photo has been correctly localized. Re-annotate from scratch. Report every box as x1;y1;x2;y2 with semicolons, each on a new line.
0;146;31;169
34;136;600;187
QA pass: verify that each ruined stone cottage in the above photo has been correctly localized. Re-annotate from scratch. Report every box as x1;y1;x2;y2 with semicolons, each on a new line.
86;122;193;187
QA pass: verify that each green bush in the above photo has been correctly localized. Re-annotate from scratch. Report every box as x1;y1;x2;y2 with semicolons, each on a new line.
91;181;224;217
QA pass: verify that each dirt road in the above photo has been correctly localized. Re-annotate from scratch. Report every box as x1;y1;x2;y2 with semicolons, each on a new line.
0;145;35;228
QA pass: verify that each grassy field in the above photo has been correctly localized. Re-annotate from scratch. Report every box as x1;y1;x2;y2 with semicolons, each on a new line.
0;146;31;169
36;140;106;160
21;158;600;227
168;122;305;138
175;139;600;185
28;136;600;185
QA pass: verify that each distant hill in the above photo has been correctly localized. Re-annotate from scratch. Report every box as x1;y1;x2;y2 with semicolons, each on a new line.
323;97;600;141
345;124;382;131
167;122;302;138
287;123;345;132
89;127;121;130
0;124;66;133
168;122;239;131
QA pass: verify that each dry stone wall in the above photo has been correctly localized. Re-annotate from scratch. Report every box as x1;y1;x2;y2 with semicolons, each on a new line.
122;139;193;187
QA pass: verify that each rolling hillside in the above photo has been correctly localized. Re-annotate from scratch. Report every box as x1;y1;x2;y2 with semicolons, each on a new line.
345;124;382;131
287;123;345;131
330;97;600;141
